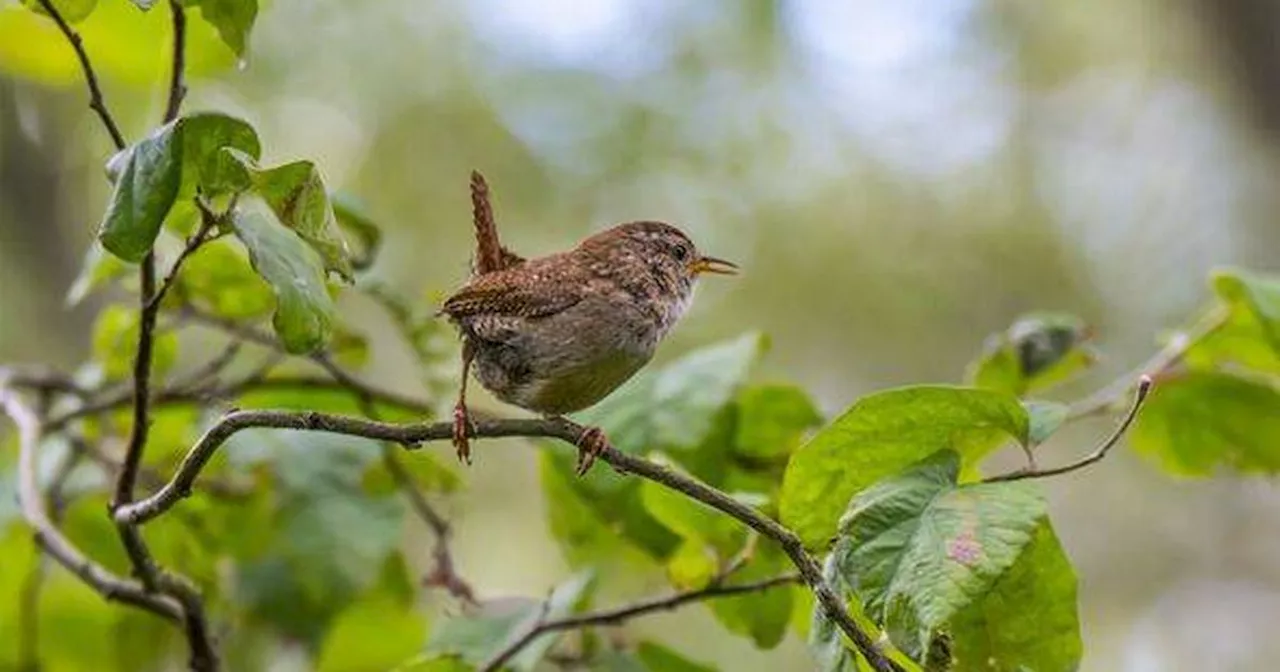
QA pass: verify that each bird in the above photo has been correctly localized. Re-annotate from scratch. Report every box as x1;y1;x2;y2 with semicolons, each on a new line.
440;172;738;475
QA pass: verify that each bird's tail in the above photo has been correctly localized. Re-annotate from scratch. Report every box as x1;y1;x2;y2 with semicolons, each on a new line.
470;170;524;276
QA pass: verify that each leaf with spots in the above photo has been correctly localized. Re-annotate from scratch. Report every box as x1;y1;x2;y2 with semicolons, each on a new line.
831;450;1046;662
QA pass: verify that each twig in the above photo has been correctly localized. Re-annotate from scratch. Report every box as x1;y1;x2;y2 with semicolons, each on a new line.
382;448;476;604
147;206;217;313
1067;307;1227;419
111;412;902;672
162;0;187;123
986;376;1153;484
0;385;183;622
479;573;802;672
33;0;126;150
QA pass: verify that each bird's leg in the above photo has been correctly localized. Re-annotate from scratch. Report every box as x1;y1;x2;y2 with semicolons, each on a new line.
573;425;611;477
453;340;476;465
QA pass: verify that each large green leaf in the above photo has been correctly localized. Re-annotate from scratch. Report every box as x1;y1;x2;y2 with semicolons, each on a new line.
230;208;336;353
573;333;767;453
425;571;595;670
733;383;822;460
780;386;1030;549
179;111;261;196
227;150;353;279
833;450;1046;660
1129;371;1280;475
183;0;258;56
1189;269;1280;374
332;192;383;270
965;313;1095;397
1212;268;1280;353
98;121;184;262
949;521;1081;672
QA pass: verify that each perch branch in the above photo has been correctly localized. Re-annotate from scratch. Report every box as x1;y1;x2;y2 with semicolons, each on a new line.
479;573;802;672
987;376;1152;483
112;412;902;672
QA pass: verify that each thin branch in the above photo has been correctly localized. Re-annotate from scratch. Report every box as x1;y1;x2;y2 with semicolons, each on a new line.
479;574;802;672
33;0;126;150
0;385;183;622
147;205;216;313
162;0;187;123
986;376;1153;484
111;411;901;672
1067;307;1227;419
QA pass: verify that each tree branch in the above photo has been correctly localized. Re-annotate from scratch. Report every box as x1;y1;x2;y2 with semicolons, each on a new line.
0;384;183;623
33;0;126;150
112;411;901;671
479;574;803;672
986;376;1153;484
1067;307;1227;419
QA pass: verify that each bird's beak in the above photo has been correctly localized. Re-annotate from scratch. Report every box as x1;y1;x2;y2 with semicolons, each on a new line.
690;255;739;276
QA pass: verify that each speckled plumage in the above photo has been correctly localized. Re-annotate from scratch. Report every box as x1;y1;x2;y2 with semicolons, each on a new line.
442;221;709;415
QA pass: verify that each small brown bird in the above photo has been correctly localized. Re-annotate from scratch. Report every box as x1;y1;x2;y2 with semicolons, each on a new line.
441;173;737;474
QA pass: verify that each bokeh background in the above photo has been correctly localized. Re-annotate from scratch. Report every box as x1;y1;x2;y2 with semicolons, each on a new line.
2;0;1280;669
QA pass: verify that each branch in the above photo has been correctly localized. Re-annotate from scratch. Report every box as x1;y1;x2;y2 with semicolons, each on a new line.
1067;307;1227;419
162;0;187;123
33;0;126;150
479;574;802;672
112;412;902;672
987;376;1153;484
0;384;183;623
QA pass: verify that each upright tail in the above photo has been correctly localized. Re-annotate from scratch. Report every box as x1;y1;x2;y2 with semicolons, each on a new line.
470;170;524;276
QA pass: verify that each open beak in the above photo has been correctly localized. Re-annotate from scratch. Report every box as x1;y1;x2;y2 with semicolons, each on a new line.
690;255;739;276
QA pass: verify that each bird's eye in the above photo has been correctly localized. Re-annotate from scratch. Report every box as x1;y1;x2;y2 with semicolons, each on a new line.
673;245;690;262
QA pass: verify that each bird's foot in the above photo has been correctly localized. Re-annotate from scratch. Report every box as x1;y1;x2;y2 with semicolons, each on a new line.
574;425;610;477
452;402;473;465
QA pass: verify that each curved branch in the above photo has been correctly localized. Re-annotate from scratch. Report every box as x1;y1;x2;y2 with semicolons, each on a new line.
112;411;902;671
987;376;1153;483
479;574;802;672
0;386;182;622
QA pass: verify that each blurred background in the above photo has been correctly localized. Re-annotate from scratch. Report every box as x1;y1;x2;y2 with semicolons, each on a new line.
2;0;1280;669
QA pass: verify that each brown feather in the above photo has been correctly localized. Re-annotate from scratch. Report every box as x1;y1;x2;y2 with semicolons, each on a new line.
470;170;524;276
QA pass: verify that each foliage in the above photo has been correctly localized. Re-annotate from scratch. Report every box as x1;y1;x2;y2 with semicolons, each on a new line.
2;1;1280;671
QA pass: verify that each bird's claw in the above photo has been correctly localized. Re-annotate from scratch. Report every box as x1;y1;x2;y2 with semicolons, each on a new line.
452;403;472;465
574;426;609;477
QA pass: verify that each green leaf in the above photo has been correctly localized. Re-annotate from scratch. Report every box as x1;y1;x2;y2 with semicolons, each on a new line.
426;571;596;670
333;192;383;270
395;656;475;672
176;239;275;320
316;556;427;672
966;313;1095;397
832;450;1047;660
635;642;718;671
363;452;461;497
90;304;178;380
640;456;740;553
179;111;261;196
733;384;822;460
184;0;258;56
574;333;767;453
537;451;658;569
1129;371;1280;475
98;121;184;262
780;386;1030;549
21;0;98;23
1023;400;1068;446
949;521;1081;672
230;208;336;353
707;543;794;650
227;150;353;279
66;240;129;306
1212;268;1280;353
664;539;718;590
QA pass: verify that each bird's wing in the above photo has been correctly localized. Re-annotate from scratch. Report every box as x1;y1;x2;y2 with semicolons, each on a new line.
441;262;584;320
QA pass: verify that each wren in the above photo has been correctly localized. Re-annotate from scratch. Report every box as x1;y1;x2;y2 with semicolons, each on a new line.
441;174;737;474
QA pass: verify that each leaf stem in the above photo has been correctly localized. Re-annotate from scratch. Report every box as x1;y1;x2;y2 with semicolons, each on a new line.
986;376;1153;483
